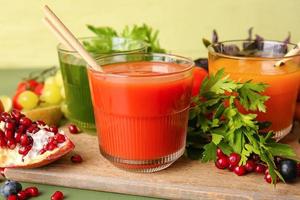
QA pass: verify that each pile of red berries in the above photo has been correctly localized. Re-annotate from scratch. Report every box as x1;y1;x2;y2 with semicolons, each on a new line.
214;148;299;183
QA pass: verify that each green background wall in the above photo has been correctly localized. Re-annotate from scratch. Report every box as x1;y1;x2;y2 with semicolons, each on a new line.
1;0;299;68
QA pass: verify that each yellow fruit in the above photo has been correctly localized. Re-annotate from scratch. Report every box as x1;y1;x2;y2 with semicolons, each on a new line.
0;96;12;112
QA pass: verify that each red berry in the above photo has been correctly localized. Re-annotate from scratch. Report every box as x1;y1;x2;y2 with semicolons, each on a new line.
216;148;225;158
20;117;32;127
54;134;66;143
68;124;80;134
51;191;64;200
71;154;83;163
234;165;246;176
49;125;58;134
245;160;256;172
229;153;241;167
17;190;28;200
228;164;235;171
7;195;18;200
25;187;39;197
255;164;267;174
264;172;272;183
215;156;229;169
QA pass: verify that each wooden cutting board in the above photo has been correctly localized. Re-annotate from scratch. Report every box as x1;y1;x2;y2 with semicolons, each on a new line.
3;123;300;200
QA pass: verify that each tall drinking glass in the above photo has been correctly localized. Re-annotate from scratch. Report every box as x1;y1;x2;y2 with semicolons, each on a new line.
87;53;194;172
208;40;300;140
57;37;147;130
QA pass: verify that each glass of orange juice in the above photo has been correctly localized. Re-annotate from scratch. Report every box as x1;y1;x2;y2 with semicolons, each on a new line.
208;40;300;140
87;53;194;172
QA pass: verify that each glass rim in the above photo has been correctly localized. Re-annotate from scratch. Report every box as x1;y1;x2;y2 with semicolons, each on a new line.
57;36;148;54
88;52;195;78
208;39;300;61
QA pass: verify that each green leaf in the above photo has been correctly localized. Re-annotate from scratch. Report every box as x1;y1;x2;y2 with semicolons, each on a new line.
202;143;217;162
267;143;296;158
212;134;223;145
218;142;233;156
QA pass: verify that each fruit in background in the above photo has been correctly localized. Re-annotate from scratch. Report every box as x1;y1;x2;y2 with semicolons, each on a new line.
0;110;74;168
0;96;12;112
192;67;208;96
17;91;39;110
295;102;300;121
0;101;3;113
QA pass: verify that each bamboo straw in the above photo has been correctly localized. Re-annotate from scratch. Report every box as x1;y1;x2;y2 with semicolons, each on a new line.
43;5;103;72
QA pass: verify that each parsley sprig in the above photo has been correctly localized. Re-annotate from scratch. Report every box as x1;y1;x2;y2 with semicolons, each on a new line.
187;69;297;184
84;24;166;54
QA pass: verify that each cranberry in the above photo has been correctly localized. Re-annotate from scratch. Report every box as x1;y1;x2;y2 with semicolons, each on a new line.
68;124;80;134
245;160;256;172
20;135;32;147
25;187;39;197
54;134;65;143
17;190;28;200
5;129;14;139
71;154;83;163
20;117;32;127
7;195;18;200
51;191;64;200
215;156;229;169
7;139;16;149
255;164;267;174
234;165;246;176
229;153;241;167
228;164;235;171
264;172;272;184
216;148;225;158
49;125;58;134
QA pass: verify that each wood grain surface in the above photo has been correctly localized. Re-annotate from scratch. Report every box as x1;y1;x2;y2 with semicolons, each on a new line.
4;123;300;200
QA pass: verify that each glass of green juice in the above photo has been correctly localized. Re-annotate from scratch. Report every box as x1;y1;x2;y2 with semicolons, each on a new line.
57;37;147;130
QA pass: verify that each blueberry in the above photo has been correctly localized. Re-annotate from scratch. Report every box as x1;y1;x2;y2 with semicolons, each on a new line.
279;159;297;182
0;180;22;197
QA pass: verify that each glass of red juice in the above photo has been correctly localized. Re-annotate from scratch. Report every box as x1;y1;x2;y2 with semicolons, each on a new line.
87;53;194;172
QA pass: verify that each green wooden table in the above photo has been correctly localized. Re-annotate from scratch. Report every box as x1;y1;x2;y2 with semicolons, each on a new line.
0;68;158;200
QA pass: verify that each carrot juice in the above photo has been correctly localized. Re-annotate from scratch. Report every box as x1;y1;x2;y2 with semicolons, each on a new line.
208;40;300;139
87;53;194;172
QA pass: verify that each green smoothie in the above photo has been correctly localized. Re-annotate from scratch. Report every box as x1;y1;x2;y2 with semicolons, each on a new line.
57;37;147;130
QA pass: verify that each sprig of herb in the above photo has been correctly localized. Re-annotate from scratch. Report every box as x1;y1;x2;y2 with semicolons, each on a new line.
187;69;297;184
84;24;166;54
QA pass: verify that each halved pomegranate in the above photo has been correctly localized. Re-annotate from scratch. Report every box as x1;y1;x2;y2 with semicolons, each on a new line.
0;110;74;168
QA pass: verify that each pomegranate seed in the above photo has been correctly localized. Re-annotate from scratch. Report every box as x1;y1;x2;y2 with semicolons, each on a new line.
264;172;272;183
36;120;46;127
18;145;32;156
229;153;241;167
7;195;18;200
245;160;256;172
20;135;32;146
234;165;246;176
26;125;39;134
215;156;229;169
25;187;39;197
54;134;65;143
49;125;58;134
17;190;28;200
39;148;46;155
17;125;26;134
68;124;80;134
1;112;11;120
7;139;16;149
255;164;267;174
47;143;58;151
216;148;225;158
5;129;14;139
0;129;4;137
11;109;23;121
51;191;64;200
5;121;15;130
71;154;83;163
20;117;32;127
0;137;6;147
14;132;22;143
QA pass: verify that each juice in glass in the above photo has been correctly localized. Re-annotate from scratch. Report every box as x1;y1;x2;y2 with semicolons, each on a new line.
57;37;147;130
87;53;194;172
208;40;300;139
